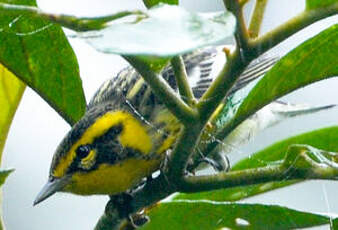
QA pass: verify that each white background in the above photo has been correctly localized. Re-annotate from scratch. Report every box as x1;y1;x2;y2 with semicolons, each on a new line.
2;0;338;229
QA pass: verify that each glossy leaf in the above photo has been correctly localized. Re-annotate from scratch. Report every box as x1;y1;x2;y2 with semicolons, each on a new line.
143;0;178;8
142;202;329;230
233;25;338;126
0;0;86;125
175;126;338;201
306;0;338;10
79;4;236;56
0;65;25;158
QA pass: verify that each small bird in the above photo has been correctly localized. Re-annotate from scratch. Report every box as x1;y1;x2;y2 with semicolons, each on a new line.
34;47;328;205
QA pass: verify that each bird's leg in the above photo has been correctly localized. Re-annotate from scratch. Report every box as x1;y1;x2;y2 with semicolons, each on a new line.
109;193;134;219
192;150;230;172
207;152;230;172
108;193;149;229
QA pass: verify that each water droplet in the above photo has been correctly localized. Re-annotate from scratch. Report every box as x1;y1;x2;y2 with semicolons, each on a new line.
235;218;250;226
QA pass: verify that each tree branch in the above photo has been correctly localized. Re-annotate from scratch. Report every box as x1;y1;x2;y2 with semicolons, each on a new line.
181;144;338;192
124;56;198;125
170;56;195;105
95;144;338;229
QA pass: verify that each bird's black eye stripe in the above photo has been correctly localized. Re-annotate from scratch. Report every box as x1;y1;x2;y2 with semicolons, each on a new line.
76;145;91;158
93;124;123;145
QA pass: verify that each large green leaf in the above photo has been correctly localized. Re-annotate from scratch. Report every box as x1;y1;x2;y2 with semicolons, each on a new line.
80;4;236;56
143;0;178;8
175;126;338;201
233;24;338;126
306;0;338;10
0;0;86;125
0;65;25;159
142;202;329;230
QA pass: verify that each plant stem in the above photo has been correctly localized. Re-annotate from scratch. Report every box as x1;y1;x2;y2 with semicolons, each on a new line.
197;49;248;121
170;56;195;105
0;3;146;31
95;142;338;229
203;4;338;158
197;0;250;122
182;165;283;192
165;124;204;183
249;3;338;56
248;0;268;38
124;56;198;125
232;1;250;52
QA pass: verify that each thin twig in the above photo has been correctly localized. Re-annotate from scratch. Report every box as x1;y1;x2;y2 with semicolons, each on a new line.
123;56;198;125
165;124;204;183
248;0;269;38
197;0;250;122
203;4;338;156
248;3;338;56
170;56;195;105
231;1;250;52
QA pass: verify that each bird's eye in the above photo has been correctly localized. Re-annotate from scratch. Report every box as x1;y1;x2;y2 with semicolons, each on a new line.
76;145;91;158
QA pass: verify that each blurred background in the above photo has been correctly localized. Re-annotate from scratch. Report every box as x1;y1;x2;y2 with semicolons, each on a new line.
2;0;338;229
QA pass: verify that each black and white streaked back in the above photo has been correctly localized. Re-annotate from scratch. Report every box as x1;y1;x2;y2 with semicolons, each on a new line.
87;47;278;111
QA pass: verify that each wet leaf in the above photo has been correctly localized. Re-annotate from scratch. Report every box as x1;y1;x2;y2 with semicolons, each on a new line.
0;0;86;125
142;201;329;230
233;25;338;127
175;126;338;201
306;0;338;10
79;4;236;57
143;0;178;8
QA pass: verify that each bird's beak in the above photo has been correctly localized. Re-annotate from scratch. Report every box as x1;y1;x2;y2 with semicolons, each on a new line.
33;176;70;206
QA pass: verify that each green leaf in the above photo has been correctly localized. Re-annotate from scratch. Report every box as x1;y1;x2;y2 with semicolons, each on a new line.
142;202;329;230
143;0;178;8
0;65;25;159
0;0;86;125
175;126;338;201
233;24;338;126
80;4;236;56
0;169;13;187
306;0;338;10
332;218;338;230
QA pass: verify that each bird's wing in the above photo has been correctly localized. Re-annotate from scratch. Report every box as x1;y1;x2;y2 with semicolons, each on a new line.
88;47;279;110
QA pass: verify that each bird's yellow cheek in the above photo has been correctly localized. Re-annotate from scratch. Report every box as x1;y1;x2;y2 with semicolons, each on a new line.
63;158;160;195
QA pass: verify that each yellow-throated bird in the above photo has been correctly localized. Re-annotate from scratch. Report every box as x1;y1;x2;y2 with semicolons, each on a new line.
34;47;280;205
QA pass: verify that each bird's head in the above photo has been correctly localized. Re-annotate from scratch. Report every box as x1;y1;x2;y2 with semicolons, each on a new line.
34;103;158;205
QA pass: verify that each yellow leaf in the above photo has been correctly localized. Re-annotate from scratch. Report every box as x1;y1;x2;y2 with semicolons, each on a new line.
0;64;25;161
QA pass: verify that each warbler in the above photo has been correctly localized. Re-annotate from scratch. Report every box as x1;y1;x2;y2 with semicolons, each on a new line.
34;47;279;205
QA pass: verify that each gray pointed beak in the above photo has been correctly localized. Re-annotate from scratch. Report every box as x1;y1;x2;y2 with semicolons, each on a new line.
33;176;70;206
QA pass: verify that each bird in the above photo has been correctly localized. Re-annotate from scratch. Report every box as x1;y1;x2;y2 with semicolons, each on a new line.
33;46;332;205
